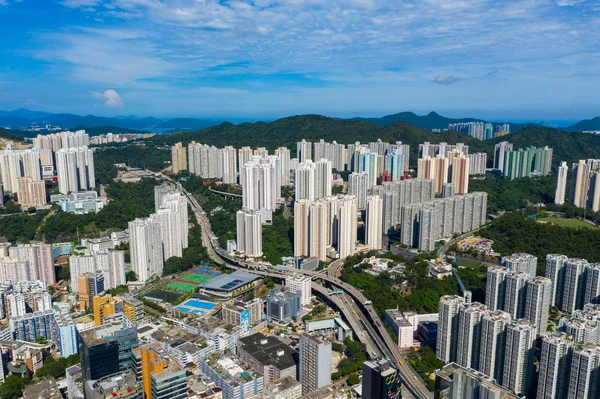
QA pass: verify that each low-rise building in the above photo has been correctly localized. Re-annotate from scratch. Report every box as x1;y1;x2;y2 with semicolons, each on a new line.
23;377;61;399
264;376;302;399
83;370;143;399
197;352;264;399
222;298;265;333
237;333;298;384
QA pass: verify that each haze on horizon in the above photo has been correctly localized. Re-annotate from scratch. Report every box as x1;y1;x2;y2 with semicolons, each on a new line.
0;0;598;121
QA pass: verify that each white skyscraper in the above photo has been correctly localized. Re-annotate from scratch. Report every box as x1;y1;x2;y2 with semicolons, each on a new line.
545;254;568;308
308;200;329;262
160;192;189;250
268;155;282;201
0;148;42;194
236;208;263;258
348;172;369;210
275;147;291;186
524;276;552;335
297;140;312;163
0;258;31;283
584;263;600;305
567;344;600;399
485;266;510;311
69;254;96;292
294;199;311;259
314;158;332;200
238;146;253;179
241;156;277;223
299;334;331;395
295;161;316;202
221;146;238;184
286;274;312;306
437;295;464;363
502;319;536;396
335;196;358;259
8;243;54;284
365;195;383;250
494;141;513;172
152;208;183;260
55;147;95;194
504;272;529;319
7;293;27;318
537;332;573;399
456;302;487;370
562;258;589;313
479;310;512;384
129;217;164;282
555;161;569;205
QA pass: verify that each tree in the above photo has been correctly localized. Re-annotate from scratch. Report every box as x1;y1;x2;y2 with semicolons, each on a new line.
264;277;275;289
347;374;360;386
0;376;32;399
126;270;137;282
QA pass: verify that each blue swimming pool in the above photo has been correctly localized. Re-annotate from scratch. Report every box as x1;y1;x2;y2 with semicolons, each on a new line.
174;299;217;315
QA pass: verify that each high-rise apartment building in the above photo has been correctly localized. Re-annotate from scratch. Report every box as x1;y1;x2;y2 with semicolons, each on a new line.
504;272;529;319
70;251;125;292
545;253;568;308
266;289;301;322
236;208;263;258
570;159;591;208
555;161;569;205
493;141;513;173
336;195;358;259
51;313;78;357
297;140;312;163
170;142;187;174
435;363;522;399
8;243;55;283
275;147;291;186
437;295;464;363
241;156;277;223
450;154;469;194
479;310;512;384
567;344;600;399
55;146;95;194
365;195;383;250
77;272;105;310
299;333;332;395
0;147;42;194
129;218;163;282
220;145;237;184
417;155;449;194
158;191;189;250
524;277;552;335
314;158;332;200
132;344;187;399
563;258;589;313
295;161;316;202
358;150;379;188
503;146;553;180
537;332;573;399
456;302;487;370
502;319;536;396
16;177;46;208
348;171;369;210
468;153;487;175
385;151;405;181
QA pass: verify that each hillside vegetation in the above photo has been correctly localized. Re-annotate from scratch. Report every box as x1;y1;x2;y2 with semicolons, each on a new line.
150;115;489;168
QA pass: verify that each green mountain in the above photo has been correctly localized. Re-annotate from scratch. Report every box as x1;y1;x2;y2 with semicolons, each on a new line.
151;114;490;167
567;117;600;132
354;111;534;131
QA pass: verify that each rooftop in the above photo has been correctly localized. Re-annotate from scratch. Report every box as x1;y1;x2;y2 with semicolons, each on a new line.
84;371;142;399
201;270;260;292
23;377;61;399
238;333;297;370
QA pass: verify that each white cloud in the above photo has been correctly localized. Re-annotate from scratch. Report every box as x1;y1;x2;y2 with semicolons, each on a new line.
92;89;124;107
555;0;586;6
433;75;462;85
59;0;102;7
0;0;8;5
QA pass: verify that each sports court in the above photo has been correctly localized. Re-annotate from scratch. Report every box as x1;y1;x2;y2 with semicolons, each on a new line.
174;298;218;316
166;281;198;292
179;274;214;284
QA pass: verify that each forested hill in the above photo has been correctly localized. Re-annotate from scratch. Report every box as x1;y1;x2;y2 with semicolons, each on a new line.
567;116;600;132
150;114;490;166
490;126;600;164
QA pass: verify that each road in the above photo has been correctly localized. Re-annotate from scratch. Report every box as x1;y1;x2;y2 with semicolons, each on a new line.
160;174;433;399
436;227;484;261
327;258;345;278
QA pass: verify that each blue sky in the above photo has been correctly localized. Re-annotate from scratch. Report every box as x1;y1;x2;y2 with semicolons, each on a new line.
0;0;599;120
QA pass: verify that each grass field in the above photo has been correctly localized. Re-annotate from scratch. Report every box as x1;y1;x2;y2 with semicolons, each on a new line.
179;274;214;284
144;289;183;304
456;258;482;268
537;217;598;230
166;281;198;292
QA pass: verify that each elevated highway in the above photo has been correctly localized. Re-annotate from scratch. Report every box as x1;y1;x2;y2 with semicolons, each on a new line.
161;174;433;399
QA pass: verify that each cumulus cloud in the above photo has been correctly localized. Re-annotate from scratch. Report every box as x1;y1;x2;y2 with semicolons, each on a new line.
432;75;463;85
92;89;124;107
